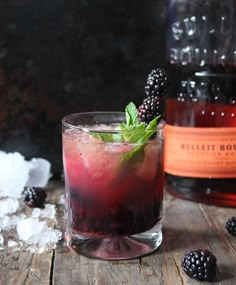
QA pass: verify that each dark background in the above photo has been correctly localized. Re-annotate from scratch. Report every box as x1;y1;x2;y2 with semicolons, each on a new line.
0;0;167;174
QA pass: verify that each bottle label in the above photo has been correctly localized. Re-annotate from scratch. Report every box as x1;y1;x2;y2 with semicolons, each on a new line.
164;125;236;178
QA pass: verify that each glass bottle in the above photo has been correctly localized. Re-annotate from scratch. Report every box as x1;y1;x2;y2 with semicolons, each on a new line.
165;0;236;206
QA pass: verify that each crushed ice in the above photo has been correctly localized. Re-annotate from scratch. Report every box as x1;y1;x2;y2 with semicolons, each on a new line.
16;217;62;253
0;233;3;245
0;198;19;217
26;158;52;188
8;240;19;248
0;151;52;198
0;214;26;231
0;151;29;198
0;151;62;253
32;204;56;219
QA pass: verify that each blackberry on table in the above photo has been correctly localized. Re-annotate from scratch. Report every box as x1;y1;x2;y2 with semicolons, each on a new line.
138;95;161;124
225;216;236;236
22;186;47;208
145;68;169;98
181;249;217;282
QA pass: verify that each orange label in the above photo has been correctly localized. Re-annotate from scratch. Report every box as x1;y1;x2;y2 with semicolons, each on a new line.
164;125;236;178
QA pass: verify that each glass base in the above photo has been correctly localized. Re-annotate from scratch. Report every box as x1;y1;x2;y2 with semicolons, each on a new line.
66;222;162;260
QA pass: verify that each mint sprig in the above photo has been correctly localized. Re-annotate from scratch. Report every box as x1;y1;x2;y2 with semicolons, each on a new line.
120;102;159;141
90;102;160;166
117;102;160;166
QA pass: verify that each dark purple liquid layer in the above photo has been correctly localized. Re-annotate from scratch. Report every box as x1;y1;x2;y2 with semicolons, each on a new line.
67;186;162;237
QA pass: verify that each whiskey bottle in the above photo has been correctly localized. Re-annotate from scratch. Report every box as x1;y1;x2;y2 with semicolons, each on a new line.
165;0;236;206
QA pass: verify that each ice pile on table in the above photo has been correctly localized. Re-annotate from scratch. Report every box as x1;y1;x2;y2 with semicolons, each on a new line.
0;151;62;253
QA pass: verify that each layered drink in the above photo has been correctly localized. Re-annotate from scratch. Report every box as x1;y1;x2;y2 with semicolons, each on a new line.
62;110;164;259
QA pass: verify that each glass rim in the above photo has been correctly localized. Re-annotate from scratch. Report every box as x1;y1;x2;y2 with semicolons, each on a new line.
62;111;125;132
62;111;165;135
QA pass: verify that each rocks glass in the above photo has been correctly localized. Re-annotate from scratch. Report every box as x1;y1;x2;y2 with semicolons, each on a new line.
62;112;164;260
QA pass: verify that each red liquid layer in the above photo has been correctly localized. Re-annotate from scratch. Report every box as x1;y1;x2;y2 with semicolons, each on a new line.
63;129;164;237
166;98;236;128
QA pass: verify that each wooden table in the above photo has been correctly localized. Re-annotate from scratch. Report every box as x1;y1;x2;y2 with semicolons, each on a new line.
0;181;236;285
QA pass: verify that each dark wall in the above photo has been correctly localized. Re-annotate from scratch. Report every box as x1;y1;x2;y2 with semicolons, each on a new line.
0;0;167;173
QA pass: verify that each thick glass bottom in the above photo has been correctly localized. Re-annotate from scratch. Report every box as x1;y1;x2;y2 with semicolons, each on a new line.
65;222;162;260
165;174;236;207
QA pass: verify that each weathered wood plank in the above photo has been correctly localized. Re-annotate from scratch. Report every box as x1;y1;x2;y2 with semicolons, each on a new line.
53;249;97;285
159;193;236;285
0;181;63;285
52;190;236;285
1;182;236;285
199;204;236;285
0;249;53;285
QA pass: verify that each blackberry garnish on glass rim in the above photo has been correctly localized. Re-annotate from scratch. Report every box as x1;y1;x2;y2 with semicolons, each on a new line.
145;68;169;98
22;186;47;208
138;68;169;125
138;95;161;124
181;249;217;282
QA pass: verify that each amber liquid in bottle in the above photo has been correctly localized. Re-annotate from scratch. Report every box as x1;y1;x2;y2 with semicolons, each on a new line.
165;64;236;206
166;0;236;206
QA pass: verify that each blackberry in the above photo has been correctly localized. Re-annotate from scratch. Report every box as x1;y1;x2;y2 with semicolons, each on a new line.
145;68;169;97
22;186;47;208
138;95;161;124
225;216;236;236
181;249;217;282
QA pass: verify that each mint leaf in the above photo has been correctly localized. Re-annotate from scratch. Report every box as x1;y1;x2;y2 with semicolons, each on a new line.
124;123;146;143
146;116;159;130
117;102;160;167
89;102;161;168
90;132;122;142
137;116;160;143
119;120;146;142
125;102;139;126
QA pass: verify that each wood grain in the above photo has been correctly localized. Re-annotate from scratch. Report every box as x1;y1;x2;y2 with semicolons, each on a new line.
0;249;53;285
1;182;236;285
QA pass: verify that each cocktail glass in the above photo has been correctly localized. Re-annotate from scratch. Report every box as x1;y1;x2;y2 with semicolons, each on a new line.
62;112;164;260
